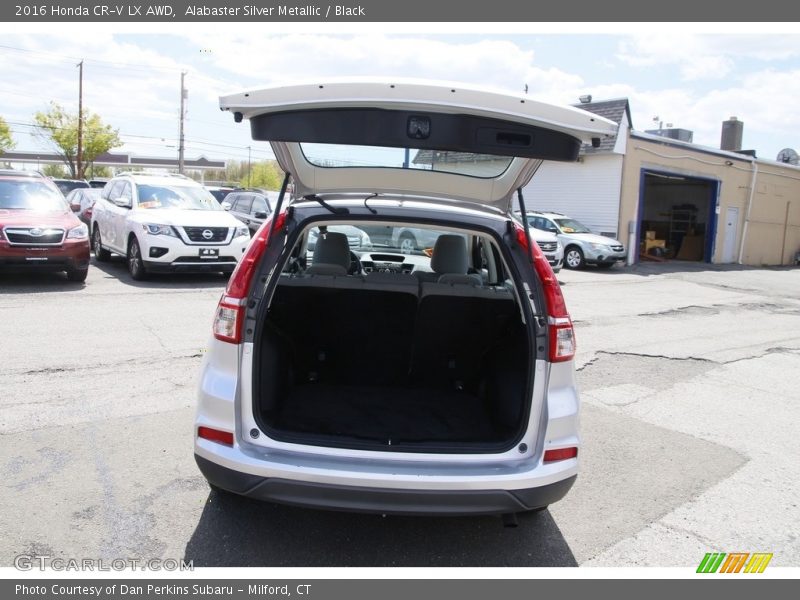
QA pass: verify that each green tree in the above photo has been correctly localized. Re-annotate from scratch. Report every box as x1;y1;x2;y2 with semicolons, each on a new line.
42;164;68;178
86;164;111;179
243;160;283;190
0;116;14;156
32;102;121;179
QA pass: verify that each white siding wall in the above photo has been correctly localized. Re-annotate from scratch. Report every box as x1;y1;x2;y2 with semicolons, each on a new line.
519;153;624;237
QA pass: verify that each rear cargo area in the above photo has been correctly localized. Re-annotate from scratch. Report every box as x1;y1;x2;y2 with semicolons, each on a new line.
253;273;531;451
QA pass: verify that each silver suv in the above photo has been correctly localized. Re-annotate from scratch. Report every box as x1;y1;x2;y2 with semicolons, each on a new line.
194;80;617;517
524;211;626;270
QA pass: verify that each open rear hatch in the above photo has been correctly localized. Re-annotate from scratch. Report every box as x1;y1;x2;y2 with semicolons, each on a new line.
222;80;614;452
220;79;617;211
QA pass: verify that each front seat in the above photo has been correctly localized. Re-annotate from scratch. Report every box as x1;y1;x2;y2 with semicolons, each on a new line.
417;235;482;285
306;231;350;275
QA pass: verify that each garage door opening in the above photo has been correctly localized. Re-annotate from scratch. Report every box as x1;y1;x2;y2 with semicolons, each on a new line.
637;170;719;263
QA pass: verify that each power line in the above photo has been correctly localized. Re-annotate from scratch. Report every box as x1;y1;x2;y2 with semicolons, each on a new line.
9;120;272;154
0;43;185;73
0;43;236;85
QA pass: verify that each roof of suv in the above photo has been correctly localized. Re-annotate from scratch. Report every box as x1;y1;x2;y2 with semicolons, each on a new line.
110;172;202;187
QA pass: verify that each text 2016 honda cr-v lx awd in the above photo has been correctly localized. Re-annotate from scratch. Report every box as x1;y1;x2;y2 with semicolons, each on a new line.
194;80;616;517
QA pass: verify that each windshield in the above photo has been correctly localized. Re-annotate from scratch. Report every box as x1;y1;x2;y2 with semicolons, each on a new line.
300;143;513;179
136;185;221;211
0;180;68;211
554;218;592;234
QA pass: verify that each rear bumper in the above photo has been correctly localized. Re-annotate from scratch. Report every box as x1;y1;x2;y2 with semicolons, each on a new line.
195;454;575;515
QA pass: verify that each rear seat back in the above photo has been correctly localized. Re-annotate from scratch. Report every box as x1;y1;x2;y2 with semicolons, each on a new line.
269;272;519;390
269;274;418;385
411;282;517;388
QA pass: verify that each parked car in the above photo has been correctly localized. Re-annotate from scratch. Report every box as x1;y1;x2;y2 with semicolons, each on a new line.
50;178;90;196
222;188;278;233
205;185;235;203
90;172;250;280
523;211;626;269
0;169;90;281
518;219;564;273
193;80;617;518
358;224;441;254
64;187;101;228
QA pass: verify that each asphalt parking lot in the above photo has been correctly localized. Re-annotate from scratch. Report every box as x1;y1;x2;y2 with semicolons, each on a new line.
1;257;799;567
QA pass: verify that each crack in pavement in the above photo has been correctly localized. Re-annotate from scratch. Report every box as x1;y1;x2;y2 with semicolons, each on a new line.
6;353;205;377
639;301;800;318
580;346;800;371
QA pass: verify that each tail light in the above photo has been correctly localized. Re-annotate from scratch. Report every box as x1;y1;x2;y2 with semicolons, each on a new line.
513;221;575;362
197;426;233;446
212;211;287;344
543;447;578;463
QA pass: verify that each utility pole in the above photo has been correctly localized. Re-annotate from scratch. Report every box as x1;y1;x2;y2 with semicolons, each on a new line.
76;60;83;179
247;146;252;187
178;71;186;174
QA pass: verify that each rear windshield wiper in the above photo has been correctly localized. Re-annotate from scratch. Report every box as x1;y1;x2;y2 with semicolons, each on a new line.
304;194;350;215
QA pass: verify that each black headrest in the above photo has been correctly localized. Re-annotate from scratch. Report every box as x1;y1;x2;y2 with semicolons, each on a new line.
431;235;469;274
310;231;350;272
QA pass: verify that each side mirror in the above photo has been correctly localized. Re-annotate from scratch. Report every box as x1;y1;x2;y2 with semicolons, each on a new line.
254;211;267;219
111;197;131;209
221;201;232;211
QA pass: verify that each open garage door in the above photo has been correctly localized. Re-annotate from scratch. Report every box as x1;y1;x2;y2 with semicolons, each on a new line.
637;170;719;263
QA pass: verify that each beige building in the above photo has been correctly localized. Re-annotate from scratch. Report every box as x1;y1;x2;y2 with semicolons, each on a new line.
622;132;800;266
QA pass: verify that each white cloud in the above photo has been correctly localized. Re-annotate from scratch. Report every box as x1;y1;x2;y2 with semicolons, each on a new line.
616;34;800;81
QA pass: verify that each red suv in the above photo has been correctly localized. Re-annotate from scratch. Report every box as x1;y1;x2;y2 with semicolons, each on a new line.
0;170;91;282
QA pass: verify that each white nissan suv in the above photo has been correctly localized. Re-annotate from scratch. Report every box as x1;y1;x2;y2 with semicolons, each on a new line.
193;80;617;518
91;173;250;279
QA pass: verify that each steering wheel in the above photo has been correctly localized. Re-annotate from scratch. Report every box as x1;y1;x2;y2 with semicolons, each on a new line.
348;251;363;275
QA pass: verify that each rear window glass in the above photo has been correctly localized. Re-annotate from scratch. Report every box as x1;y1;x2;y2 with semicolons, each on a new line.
300;143;513;179
0;180;67;211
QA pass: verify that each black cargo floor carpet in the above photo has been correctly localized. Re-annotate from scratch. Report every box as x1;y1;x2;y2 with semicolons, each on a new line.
273;384;503;444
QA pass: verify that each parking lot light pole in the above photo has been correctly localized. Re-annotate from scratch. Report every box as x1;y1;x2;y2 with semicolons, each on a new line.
178;71;186;174
76;60;83;179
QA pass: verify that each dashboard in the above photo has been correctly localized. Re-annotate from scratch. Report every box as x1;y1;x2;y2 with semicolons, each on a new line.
357;252;432;275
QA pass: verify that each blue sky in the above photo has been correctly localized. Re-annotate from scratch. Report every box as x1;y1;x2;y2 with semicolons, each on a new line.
2;30;800;165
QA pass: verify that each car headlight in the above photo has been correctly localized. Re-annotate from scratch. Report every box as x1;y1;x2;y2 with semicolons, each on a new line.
234;226;249;238
142;224;175;236
67;224;89;239
590;243;610;251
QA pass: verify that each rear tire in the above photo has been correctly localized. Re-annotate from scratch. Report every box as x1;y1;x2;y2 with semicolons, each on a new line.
66;268;88;283
127;237;148;281
92;227;111;262
564;246;585;270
